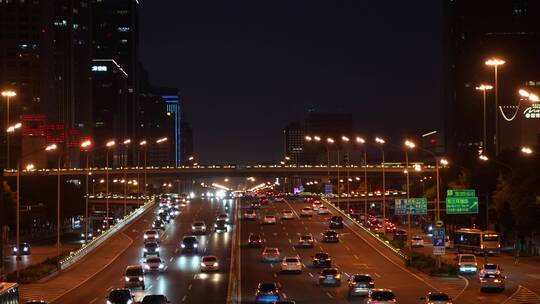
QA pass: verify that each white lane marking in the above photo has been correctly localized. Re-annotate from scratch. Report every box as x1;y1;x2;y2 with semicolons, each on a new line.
182;295;187;302
344;245;351;251
453;275;470;302
326;292;333;298
188;283;192;290
308;272;314;277
282;292;288;299
147;284;153;289
273;272;278;278
292;246;296;251
169;257;174;262
374;273;381;278
88;297;97;304
354;254;360;260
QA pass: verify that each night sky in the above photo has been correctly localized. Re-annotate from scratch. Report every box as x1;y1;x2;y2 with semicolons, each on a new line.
139;1;443;164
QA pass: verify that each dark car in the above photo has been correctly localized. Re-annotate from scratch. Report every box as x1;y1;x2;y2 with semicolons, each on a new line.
106;288;134;304
322;230;339;243
143;242;160;257
393;229;408;241
255;282;281;303
152;219;165;230
215;219;228;232
251;201;261;209
312;252;331;267
181;236;199;253
25;301;48;304
319;268;341;286
12;242;31;255
157;212;170;223
348;274;375;297
329;216;344;229
141;294;171;304
248;233;264;247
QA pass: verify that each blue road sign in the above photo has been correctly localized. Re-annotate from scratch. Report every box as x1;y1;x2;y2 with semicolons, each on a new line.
432;227;445;247
324;183;333;195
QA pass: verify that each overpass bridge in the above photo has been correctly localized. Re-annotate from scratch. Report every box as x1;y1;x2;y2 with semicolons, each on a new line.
4;163;436;178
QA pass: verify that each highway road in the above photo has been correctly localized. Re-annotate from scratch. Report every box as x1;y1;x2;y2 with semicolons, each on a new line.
241;197;509;303
53;197;235;303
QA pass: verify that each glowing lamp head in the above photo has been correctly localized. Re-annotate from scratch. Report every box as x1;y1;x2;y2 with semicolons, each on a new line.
45;144;57;151
139;140;147;146
485;58;505;66
356;137;365;144
404;140;416;149
1;91;16;97
375;137;385;144
106;140;115;147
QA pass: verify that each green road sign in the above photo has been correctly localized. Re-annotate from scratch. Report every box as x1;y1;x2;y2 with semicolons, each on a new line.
447;189;476;197
394;198;427;215
446;197;479;214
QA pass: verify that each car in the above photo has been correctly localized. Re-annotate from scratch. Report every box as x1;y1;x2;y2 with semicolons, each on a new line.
280;256;302;273
457;254;478;273
274;197;285;203
124;265;145;289
191;221;207;234
168;207;180;217
373;224;385;234
255;282;281;303
318;268;341;286
312;252;331;268
200;255;220;272
300;207;313;217
297;235;314;248
217;213;229;222
393;229;407;241
318;206;330;215
312;200;323;211
12;242;31;255
421;292;453;304
262;215;277;224
106;288;134;304
261;247;280;262
244;209;257;220
143;230;160;243
248;233;265;247
181;236;199;253
251;201;261;209
384;223;397;233
141;295;171;304
411;235;424;247
215;219;228;232
479;273;505;292
479;263;502;275
143;257;165;272
143;242;160;257
157;212;170;223
152;219;165;230
25;301;49;304
322;230;339;243
281;210;295;220
347;274;375;297
366;289;396;303
329;216;344;228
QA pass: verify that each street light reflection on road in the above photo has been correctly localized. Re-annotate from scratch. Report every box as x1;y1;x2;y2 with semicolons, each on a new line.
176;255;201;272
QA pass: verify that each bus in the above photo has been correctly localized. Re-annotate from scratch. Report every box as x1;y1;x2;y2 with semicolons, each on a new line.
453;228;501;254
0;282;20;304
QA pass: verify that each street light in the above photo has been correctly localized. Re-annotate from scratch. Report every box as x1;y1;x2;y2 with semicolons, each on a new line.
122;139;131;217
476;85;493;152
341;136;351;212
479;154;489;161
485;58;505;155
80;139;92;243
354;137;368;222
156;137;167;144
2;90;16;168
105;140;115;228
518;89;540;102
374;137;386;227
403;139;417;249
521;146;533;154
138;140;147;196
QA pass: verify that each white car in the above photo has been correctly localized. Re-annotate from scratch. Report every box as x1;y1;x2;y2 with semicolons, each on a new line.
263;215;277;224
280;256;302;273
244;209;257;220
458;254;478;273
143;257;165;272
300;207;313;217
479;263;502;276
191;221;207;234
143;230;160;243
200;255;219;272
318;206;330;215
281;210;295;220
411;236;424;247
312;201;323;211
262;247;281;262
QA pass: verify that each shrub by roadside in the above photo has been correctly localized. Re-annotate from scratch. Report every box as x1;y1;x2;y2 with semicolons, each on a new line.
7;250;72;283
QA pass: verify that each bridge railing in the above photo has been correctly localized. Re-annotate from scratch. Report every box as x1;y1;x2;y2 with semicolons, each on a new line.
58;197;156;271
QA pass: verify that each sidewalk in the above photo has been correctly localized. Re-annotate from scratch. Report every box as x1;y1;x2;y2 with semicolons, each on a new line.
20;232;132;302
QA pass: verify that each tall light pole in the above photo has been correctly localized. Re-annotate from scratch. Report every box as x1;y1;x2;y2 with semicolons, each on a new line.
81;140;92;243
485;58;505;155
404;140;416;250
138;140;147;197
476;84;493;153
54;147;63;256
105;140;115;228
2;90;16;168
375;137;386;228
326;137;340;205
122;139;131;217
356;137;368;222
341;136;350;212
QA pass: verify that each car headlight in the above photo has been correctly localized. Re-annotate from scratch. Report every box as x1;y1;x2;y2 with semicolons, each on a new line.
215;224;218;227
107;300;112;304
23;247;28;252
127;300;133;304
143;248;148;252
156;247;160;251
191;226;196;230
194;244;198;248
144;264;150;269
159;264;164;269
81;233;85;238
138;276;143;281
181;244;186;248
144;235;148;239
125;277;130;282
201;262;206;267
213;262;219;267
12;247;18;252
